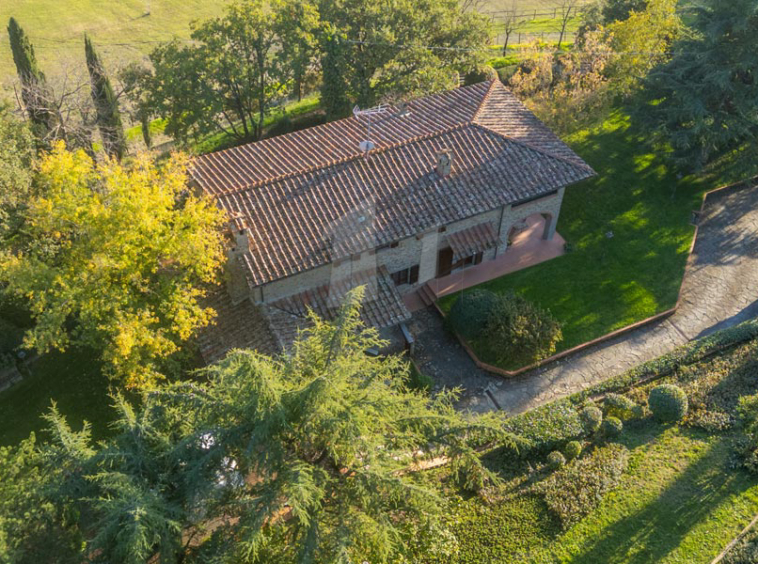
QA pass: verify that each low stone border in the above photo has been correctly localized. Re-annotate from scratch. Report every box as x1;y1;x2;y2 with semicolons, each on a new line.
435;177;757;379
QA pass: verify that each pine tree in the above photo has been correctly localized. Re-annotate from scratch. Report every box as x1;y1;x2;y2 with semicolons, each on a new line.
7;17;54;141
84;34;126;160
639;0;758;172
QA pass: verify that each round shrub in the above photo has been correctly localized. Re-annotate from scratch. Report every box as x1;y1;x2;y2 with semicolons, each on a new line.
579;406;603;434
601;416;623;439
448;290;499;341
564;440;582;460
483;291;563;367
547;451;566;470
648;384;688;422
603;393;640;421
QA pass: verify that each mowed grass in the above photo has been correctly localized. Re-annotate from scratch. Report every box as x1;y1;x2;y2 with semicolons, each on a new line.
0;347;116;446
0;0;228;88
439;109;748;366
529;426;758;563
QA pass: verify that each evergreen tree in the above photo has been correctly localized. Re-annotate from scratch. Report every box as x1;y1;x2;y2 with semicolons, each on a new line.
84;35;126;160
639;0;758;172
2;289;519;563
320;31;351;120
602;0;649;23
7;17;54;142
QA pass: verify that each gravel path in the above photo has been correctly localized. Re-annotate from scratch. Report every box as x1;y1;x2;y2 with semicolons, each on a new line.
414;183;758;414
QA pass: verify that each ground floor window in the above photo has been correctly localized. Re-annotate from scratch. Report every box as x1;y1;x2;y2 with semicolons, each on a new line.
391;264;420;286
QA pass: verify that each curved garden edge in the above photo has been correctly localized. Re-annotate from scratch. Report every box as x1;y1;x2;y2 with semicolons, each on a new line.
434;175;758;379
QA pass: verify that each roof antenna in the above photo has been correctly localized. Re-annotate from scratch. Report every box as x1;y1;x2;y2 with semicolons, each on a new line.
352;102;411;156
353;104;389;156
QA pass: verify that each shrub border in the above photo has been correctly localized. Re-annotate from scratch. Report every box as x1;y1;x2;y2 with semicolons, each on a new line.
434;178;756;378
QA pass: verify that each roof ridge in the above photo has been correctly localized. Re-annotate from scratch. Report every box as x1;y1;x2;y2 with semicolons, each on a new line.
213;121;475;196
471;121;595;175
471;79;499;123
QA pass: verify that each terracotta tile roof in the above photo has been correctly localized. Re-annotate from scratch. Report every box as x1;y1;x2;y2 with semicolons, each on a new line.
197;290;281;364
266;267;411;348
191;80;595;288
447;222;501;262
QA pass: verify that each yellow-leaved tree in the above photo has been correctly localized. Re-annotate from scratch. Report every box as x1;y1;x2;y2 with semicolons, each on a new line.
0;143;226;387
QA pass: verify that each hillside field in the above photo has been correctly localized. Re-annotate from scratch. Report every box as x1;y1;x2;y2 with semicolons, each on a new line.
0;0;228;91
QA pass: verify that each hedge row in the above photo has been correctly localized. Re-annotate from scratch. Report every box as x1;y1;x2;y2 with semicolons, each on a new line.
499;317;758;459
573;317;758;401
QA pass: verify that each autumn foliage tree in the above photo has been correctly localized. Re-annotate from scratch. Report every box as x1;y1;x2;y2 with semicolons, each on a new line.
0;144;226;387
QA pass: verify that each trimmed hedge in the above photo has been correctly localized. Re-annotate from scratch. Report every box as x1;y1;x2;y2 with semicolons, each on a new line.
503;402;584;456
603;393;642;421
535;443;629;530
601;416;623;439
564;440;582;460
547;451;566;470
448;290;499;341
579;406;603;434
648;384;688;423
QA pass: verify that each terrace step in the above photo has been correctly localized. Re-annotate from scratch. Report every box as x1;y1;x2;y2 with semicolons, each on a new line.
417;283;438;307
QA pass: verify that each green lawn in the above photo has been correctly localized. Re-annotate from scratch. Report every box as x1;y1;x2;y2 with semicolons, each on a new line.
0;348;117;446
0;0;228;89
532;427;758;563
439;110;748;368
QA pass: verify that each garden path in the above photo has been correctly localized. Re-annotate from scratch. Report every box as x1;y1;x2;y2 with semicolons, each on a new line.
417;183;758;414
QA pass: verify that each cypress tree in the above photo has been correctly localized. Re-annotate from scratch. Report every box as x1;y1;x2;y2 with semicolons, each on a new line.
84;34;126;160
320;32;351;121
7;17;54;141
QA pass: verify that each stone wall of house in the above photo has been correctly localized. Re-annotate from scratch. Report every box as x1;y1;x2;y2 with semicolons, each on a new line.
251;188;565;304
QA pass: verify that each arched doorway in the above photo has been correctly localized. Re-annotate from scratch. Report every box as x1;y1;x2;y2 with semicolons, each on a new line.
506;213;556;249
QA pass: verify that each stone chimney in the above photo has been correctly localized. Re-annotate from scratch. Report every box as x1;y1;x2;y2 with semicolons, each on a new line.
225;216;252;304
436;148;453;177
228;216;252;257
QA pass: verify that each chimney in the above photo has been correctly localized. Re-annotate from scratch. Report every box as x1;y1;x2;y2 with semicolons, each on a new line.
436;149;453;177
228;216;252;257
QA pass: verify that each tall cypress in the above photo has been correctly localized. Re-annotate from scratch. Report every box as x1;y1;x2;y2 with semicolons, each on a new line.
84;34;126;160
320;32;351;121
7;17;54;140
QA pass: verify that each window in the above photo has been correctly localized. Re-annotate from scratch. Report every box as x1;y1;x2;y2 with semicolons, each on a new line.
391;264;419;286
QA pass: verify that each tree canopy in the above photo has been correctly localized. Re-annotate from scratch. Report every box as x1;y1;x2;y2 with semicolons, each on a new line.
0;105;35;237
639;0;758;172
0;144;226;387
0;289;518;563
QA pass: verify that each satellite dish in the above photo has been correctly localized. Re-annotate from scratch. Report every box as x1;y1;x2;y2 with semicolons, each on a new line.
359;140;375;153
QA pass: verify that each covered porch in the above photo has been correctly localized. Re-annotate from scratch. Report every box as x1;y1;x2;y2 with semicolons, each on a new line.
404;213;565;311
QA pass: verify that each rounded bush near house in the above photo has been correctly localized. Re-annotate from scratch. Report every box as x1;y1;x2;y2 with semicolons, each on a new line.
564;440;582;460
547;450;566;470
448;290;499;341
648;384;688;423
580;406;603;434
601;416;623;439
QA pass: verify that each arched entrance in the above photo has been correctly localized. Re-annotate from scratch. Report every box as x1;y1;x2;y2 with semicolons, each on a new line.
506;213;557;249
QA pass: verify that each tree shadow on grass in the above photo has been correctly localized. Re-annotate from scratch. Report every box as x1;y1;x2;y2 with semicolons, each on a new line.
570;436;758;564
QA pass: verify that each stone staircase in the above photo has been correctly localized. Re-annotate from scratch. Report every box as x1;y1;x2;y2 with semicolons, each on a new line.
417;283;438;308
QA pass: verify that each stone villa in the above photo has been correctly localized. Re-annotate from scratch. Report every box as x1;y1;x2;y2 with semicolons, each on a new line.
192;80;595;362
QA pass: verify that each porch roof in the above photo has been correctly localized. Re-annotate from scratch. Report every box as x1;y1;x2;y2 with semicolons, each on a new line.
447;221;501;262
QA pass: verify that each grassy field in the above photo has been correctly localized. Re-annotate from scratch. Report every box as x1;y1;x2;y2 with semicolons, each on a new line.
0;0;228;90
439;108;750;370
